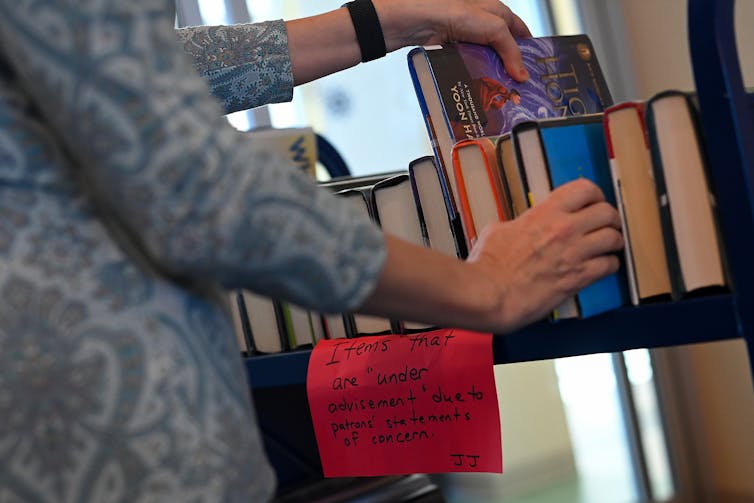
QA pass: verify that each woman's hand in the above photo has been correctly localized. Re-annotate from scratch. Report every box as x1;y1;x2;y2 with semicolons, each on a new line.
466;178;624;332
358;179;623;335
376;0;533;81
287;0;531;85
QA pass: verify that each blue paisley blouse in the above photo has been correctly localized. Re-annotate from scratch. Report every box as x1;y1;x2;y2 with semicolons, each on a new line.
0;1;386;502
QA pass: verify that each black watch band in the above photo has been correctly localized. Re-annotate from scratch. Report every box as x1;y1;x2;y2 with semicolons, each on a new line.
343;0;387;62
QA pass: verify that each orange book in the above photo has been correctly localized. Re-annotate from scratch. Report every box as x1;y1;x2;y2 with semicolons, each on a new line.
451;137;511;248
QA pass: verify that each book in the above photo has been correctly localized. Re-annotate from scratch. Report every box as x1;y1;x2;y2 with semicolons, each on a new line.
247;126;318;178
495;133;529;218
451;136;511;248
369;174;425;249
319;172;407;339
335;187;394;336
512;119;579;318
512;114;629;319
408;35;613;210
369;173;434;332
309;312;327;344
319;171;406;193
603;101;673;305
228;290;253;355
644;90;728;299
322;314;349;339
408;155;468;258
280;303;326;349
239;290;288;354
281;302;313;349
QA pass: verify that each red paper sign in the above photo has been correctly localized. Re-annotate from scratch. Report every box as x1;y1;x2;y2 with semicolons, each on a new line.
306;328;502;477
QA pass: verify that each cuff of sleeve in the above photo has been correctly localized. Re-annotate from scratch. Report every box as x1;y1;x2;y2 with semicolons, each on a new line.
336;219;387;313
178;20;294;112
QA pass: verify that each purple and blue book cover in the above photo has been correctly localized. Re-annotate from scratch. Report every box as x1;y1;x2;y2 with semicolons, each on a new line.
427;35;613;142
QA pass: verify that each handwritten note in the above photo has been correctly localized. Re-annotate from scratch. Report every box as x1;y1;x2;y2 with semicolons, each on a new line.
306;329;502;477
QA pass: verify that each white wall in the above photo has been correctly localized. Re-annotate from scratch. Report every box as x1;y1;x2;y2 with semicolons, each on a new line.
620;0;754;97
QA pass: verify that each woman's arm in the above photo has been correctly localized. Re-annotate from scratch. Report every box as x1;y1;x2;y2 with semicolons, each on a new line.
176;21;294;114
177;0;533;114
287;0;532;85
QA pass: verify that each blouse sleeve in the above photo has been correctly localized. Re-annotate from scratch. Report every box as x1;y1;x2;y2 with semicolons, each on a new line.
0;0;386;314
175;20;294;114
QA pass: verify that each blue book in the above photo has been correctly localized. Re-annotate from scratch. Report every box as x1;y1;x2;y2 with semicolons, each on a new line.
512;114;629;319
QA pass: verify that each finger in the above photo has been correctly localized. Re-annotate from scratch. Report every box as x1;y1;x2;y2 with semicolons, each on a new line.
509;12;533;38
446;1;529;81
575;227;624;261
570;201;622;235
549;178;606;212
468;2;530;81
486;18;529;82
572;254;621;291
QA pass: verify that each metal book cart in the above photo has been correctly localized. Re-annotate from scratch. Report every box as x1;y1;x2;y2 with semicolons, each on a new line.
246;0;754;497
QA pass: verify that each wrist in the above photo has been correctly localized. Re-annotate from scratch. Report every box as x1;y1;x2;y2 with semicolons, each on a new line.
456;260;511;332
362;236;508;333
343;0;387;62
372;0;439;52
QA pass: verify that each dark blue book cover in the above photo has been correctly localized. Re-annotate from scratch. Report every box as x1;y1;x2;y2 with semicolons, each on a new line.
538;115;629;317
408;155;468;258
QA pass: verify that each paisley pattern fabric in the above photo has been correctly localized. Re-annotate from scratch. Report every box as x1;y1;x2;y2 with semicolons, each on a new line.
0;0;386;501
176;21;295;113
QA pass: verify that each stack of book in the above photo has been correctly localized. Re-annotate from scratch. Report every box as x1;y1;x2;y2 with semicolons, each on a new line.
227;163;458;356
230;34;729;357
406;35;728;320
228;290;332;356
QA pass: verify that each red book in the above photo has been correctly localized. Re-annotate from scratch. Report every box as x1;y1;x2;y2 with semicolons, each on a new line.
603;101;672;305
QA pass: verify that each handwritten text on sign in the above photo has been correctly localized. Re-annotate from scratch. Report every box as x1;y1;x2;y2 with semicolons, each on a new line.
306;329;502;477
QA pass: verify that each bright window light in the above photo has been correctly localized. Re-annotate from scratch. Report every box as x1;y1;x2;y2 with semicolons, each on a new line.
198;0;228;25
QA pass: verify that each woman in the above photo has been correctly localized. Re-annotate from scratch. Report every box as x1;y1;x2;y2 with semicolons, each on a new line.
0;0;622;501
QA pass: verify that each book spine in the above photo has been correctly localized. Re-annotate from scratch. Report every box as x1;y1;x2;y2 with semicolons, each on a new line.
407;48;449;196
230;290;255;356
608;157;640;306
408;163;432;249
453;139;508;248
684;93;732;290
510;122;537;211
408;156;468;259
342;313;357;338
272;300;293;351
452;144;480;247
493;137;516;220
645;94;689;300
